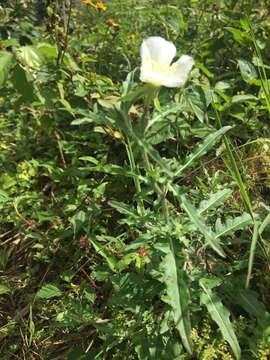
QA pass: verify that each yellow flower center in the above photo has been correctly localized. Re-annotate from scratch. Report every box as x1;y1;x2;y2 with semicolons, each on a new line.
152;62;169;73
95;2;107;10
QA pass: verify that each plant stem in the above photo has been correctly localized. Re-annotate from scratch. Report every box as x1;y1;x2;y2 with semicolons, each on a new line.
125;137;145;216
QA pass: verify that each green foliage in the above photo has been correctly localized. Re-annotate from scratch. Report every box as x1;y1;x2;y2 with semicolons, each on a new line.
0;0;270;359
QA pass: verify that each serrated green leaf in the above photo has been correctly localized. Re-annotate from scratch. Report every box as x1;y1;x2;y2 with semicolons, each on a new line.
215;212;252;239
200;279;241;360
180;194;226;257
175;126;231;177
36;284;62;299
91;238;117;272
198;189;232;214
161;250;193;354
109;200;138;218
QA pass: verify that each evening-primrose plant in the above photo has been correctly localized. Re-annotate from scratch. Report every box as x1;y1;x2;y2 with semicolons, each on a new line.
98;36;256;358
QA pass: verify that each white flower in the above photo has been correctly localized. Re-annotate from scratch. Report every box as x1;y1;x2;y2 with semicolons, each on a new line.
140;36;194;88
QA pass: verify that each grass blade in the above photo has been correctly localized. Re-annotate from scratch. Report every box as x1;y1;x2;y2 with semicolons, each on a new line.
246;221;259;288
212;102;254;218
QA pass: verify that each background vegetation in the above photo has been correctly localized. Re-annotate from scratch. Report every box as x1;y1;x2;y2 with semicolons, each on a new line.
0;0;269;359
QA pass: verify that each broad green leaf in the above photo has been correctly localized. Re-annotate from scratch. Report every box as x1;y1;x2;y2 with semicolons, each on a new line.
226;26;248;44
180;194;226;257
0;190;10;203
36;284;62;299
198;189;232;215
16;46;44;69
232;288;270;333
37;43;58;60
215;212;252;239
174;126;231;177
83;163;141;180
200;278;241;360
231;94;257;103
91;238;117;272
0;284;11;295
0;51;14;87
161;251;193;354
237;59;258;83
70;210;86;234
11;64;34;100
134;332;183;360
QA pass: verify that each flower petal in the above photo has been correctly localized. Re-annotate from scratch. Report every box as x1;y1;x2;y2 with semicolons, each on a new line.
160;55;194;88
140;36;176;68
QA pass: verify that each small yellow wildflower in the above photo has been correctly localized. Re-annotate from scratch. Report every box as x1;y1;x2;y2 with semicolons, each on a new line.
107;18;119;27
128;33;135;40
95;2;107;11
83;0;94;5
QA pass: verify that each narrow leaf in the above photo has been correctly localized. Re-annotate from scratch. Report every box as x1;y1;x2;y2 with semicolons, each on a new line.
200;279;241;360
246;222;259;288
212;103;254;217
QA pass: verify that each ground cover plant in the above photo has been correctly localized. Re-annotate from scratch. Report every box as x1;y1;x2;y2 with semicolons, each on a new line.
0;0;270;359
